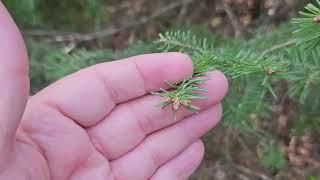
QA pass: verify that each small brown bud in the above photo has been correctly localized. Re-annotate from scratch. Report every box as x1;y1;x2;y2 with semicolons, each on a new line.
267;69;276;75
172;98;180;111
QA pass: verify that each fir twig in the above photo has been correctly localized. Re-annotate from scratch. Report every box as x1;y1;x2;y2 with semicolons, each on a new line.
261;39;296;57
222;0;246;37
292;0;320;53
151;77;208;119
153;30;289;114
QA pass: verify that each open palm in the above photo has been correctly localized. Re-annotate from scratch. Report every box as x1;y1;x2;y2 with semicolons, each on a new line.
0;3;228;180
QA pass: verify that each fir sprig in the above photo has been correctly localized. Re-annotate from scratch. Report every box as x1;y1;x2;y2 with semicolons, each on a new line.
285;47;320;104
293;0;320;53
223;82;267;130
154;31;289;113
260;143;286;172
151;77;208;119
156;31;212;53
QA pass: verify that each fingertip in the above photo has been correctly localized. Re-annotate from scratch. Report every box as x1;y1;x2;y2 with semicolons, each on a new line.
166;52;194;77
204;71;228;104
178;139;205;170
211;70;229;93
150;139;205;180
134;52;194;91
203;103;223;127
191;140;205;158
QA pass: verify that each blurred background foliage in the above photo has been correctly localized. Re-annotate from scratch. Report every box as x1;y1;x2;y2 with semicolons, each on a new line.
4;0;107;29
3;0;320;179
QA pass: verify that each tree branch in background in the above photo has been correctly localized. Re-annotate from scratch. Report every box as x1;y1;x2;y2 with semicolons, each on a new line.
261;39;297;57
23;0;196;43
232;164;273;180
222;0;246;37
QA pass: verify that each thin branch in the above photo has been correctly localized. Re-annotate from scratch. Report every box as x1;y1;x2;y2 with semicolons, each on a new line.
232;164;273;180
177;0;189;21
222;0;245;37
223;129;272;180
105;1;133;13
237;174;251;180
157;37;203;52
248;0;289;29
262;39;297;57
24;0;196;42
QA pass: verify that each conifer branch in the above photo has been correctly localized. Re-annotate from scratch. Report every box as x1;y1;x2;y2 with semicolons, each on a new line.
156;31;211;52
285;47;320;105
153;31;289;114
261;39;296;57
292;0;320;53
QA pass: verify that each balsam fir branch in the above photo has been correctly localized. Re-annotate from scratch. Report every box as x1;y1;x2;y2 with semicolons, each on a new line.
257;0;320;56
151;78;208;119
293;0;320;53
157;31;212;53
285;47;320;105
153;31;289;113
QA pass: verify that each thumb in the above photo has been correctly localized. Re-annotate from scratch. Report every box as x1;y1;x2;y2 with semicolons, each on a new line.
0;2;29;166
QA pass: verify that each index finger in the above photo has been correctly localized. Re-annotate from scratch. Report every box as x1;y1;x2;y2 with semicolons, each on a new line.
31;53;193;127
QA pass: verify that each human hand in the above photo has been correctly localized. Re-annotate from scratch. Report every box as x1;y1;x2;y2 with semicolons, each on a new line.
0;2;228;180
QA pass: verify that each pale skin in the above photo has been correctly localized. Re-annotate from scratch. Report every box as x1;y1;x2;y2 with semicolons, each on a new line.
0;2;228;180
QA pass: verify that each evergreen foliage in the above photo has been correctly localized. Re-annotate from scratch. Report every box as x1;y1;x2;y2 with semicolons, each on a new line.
260;143;286;171
27;41;114;92
293;0;320;53
3;0;107;30
3;0;40;27
153;1;320;171
27;40;157;93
